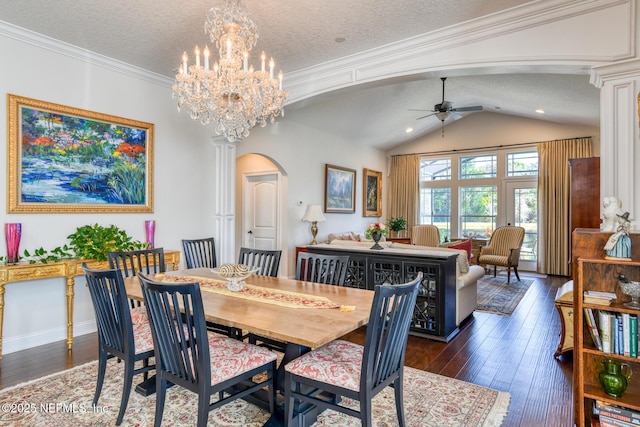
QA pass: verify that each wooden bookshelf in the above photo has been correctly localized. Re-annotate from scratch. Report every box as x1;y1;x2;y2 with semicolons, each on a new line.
574;234;640;426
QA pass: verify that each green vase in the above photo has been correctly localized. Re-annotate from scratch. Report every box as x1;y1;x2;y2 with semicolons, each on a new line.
599;359;632;397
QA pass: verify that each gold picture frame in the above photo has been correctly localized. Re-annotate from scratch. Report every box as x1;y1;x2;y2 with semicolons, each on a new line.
7;94;154;213
363;168;382;217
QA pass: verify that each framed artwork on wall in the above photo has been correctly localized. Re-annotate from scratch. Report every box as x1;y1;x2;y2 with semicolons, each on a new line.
7;94;154;213
325;164;356;213
363;168;382;217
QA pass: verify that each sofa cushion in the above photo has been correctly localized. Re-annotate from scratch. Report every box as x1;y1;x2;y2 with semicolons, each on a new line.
327;231;362;242
441;239;472;261
390;243;469;274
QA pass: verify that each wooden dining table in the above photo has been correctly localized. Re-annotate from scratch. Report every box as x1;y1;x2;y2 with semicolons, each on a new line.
123;267;376;426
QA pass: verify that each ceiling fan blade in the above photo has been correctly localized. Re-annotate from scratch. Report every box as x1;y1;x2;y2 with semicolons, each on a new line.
408;108;434;112
416;112;437;120
451;105;483;112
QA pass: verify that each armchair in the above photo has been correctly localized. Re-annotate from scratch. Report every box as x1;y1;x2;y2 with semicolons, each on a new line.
477;226;525;283
411;224;440;247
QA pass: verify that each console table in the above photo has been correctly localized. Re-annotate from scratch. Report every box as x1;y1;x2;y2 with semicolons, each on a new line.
0;250;180;360
307;244;458;341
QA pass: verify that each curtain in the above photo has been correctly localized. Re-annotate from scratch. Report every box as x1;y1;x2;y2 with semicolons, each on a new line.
538;137;593;276
388;155;419;236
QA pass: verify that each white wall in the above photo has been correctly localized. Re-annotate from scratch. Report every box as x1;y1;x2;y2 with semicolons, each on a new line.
0;31;215;353
235;119;388;277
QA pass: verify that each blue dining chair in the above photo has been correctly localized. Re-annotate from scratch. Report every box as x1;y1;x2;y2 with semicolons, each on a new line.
284;272;422;427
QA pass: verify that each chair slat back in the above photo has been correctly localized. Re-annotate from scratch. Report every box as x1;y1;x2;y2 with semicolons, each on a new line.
411;225;440;247
296;252;350;286
362;272;421;390
182;238;217;269
489;226;525;256
138;273;208;390
238;248;281;277
83;264;133;356
108;248;166;278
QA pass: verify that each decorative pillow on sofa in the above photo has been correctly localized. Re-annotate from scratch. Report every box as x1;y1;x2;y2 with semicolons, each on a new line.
328;232;361;243
442;239;472;261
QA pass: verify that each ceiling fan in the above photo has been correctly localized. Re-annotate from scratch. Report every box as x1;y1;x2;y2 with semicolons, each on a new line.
410;77;483;123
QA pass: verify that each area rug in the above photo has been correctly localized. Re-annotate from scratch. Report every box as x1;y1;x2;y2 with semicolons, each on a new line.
476;274;534;315
0;359;510;426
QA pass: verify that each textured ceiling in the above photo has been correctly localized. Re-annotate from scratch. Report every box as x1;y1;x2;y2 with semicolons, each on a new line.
0;0;600;149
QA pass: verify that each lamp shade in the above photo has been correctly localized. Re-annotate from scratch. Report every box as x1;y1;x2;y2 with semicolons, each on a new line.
302;204;326;223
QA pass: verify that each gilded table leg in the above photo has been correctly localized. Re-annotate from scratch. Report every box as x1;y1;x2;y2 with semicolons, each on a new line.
0;284;5;360
66;277;74;350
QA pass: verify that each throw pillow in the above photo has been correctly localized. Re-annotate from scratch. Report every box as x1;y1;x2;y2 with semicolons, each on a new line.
446;239;472;262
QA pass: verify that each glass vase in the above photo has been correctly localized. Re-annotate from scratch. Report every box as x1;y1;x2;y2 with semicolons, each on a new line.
4;223;22;264
145;220;156;249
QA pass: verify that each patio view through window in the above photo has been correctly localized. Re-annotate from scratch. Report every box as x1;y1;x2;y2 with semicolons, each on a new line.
419;149;539;264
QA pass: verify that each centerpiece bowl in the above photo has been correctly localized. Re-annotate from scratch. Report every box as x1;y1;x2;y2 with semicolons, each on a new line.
211;264;259;291
619;279;640;309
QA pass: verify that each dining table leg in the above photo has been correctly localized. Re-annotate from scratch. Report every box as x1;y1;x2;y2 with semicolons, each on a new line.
263;342;328;427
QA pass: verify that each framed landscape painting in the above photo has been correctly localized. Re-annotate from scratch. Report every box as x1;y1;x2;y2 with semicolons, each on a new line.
325;164;356;213
7;94;154;213
363;168;382;217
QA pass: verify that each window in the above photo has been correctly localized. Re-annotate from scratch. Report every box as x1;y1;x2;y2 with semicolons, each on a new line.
419;148;538;243
419;187;451;239
420;158;451;181
460;155;497;179
460;186;497;237
507;151;538;176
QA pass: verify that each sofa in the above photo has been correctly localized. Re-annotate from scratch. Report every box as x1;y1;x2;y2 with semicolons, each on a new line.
317;238;485;326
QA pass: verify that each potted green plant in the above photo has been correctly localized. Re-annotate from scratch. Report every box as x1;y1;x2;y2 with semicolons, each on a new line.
388;217;407;238
67;223;147;261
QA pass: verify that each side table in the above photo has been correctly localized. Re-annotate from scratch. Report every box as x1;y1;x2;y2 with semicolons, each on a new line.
554;280;574;358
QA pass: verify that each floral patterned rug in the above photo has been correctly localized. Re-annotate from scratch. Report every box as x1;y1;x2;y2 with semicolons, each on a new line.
476;274;534;315
0;359;510;426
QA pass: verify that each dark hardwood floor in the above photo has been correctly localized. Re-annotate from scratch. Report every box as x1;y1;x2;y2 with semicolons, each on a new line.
0;273;573;426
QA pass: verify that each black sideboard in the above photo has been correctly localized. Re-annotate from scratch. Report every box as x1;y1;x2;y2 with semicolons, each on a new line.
307;245;459;342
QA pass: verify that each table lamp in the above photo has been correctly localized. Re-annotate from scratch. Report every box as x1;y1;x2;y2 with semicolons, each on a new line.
302;204;326;245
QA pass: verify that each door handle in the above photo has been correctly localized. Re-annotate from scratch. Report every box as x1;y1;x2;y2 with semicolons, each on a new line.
247;230;253;234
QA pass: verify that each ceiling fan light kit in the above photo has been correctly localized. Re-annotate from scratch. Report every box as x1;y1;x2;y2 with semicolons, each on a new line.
412;77;483;136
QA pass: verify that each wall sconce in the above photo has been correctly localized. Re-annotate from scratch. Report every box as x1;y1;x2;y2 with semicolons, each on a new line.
302;204;326;245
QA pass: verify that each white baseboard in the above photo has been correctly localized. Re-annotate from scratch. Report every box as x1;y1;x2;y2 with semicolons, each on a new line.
2;320;97;355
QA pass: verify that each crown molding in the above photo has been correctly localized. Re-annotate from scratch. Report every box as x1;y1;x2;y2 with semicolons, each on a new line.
0;20;173;88
286;0;634;104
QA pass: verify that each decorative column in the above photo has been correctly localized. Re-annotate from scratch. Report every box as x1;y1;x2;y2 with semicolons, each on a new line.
212;137;237;264
591;59;640;227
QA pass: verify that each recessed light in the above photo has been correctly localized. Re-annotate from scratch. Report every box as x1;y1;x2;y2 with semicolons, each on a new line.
536;109;545;114
405;127;414;133
335;37;345;43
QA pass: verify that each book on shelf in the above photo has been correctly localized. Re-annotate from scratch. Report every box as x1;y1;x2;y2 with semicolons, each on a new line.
630;314;638;358
599;414;640;427
594;400;640;425
584;296;613;306
585;290;618;299
585;308;603;351
623;313;631;357
599;310;614;354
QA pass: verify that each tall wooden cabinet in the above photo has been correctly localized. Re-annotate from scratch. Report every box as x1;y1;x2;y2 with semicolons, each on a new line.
569;157;600;277
573;229;640;426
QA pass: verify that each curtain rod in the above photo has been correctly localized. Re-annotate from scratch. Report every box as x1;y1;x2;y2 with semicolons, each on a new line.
390;135;593;157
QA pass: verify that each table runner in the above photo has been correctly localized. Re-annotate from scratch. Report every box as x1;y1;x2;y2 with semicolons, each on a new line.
156;274;340;309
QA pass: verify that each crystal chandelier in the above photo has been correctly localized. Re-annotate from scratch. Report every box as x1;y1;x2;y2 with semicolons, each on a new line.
172;0;288;142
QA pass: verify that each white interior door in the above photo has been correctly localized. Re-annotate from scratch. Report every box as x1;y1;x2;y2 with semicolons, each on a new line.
243;174;279;250
504;179;538;272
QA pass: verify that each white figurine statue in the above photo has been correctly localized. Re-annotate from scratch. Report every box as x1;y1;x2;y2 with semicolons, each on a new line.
601;196;624;232
604;212;632;260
